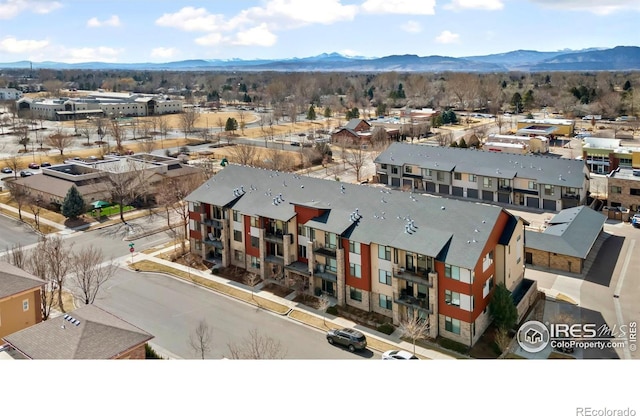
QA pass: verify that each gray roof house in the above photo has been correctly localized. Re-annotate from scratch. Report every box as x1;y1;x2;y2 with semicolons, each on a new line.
2;305;153;359
374;142;590;211
524;206;606;274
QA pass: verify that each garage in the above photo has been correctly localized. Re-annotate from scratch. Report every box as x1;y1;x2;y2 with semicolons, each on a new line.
379;173;388;185
482;190;494;202
439;184;450;195
391;178;400;187
467;188;479;199
452;186;463;197
403;178;412;189
526;197;540;208
543;199;556;211
425;182;436;192
497;192;510;203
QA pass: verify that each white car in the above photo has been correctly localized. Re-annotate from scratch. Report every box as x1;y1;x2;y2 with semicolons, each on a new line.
381;350;419;360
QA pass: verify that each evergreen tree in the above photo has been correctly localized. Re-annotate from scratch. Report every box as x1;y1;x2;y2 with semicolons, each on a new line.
61;186;85;219
323;107;332;117
450;141;458;147
490;283;518;331
511;92;523;114
225;117;238;132
623;80;632;91
458;138;467;148
307;104;316;120
523;90;535;110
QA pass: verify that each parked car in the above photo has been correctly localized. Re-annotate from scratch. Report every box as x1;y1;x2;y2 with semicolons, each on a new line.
382;350;419;360
326;328;367;352
28;162;40;169
40;162;51;167
20;170;33;177
631;214;640;228
1;167;12;174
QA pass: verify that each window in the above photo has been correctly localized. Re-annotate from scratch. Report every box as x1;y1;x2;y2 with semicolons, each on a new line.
349;241;361;254
350;287;362;302
298;244;307;259
379;294;392;310
436;171;444;182
445;290;460;306
192;201;201;212
349;263;361;278
483;177;492;188
544;184;554;196
250;236;259;248
234;250;244;262
610;186;622;194
405;165;412;173
445;264;460;280
233;210;240;222
234;230;242;242
381;163;387;169
249;256;260;269
528;181;537;190
378;245;391;261
324;232;337;250
378;270;391;285
326;258;337;273
392;166;399;174
422;168;432;177
468;174;476;182
454;172;462;180
445;316;461;334
250;216;259;227
22;299;29;311
632;188;640;196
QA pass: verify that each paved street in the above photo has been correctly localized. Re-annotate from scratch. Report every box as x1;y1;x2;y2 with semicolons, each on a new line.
95;266;377;359
0;213;40;250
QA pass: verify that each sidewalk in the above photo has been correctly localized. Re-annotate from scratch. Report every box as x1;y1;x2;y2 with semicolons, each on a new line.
131;246;457;360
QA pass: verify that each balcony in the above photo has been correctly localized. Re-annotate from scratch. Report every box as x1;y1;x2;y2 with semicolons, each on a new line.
561;193;580;200
204;233;223;249
203;216;224;229
314;264;337;282
265;229;286;243
314;243;337;258
393;290;432;313
393;267;433;287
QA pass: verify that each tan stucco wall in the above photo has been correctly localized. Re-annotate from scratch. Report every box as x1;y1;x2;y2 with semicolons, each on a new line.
0;289;41;339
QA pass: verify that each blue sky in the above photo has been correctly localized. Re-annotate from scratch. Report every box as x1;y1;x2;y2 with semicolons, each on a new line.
1;0;640;63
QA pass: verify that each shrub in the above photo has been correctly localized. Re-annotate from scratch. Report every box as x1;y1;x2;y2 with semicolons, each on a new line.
145;343;164;359
326;305;338;316
438;337;470;355
377;323;395;335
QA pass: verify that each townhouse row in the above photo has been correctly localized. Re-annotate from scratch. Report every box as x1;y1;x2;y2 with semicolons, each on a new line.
186;165;536;347
374;143;590;212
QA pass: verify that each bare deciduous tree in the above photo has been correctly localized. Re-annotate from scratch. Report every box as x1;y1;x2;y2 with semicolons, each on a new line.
189;319;213;359
338;139;369;182
227;328;287;359
45;129;75;156
44;235;73;313
399;314;430;355
109;118;127;153
2;242;27;270
495;327;512;357
180;107;199;137
4;179;28;221
70;245;117;305
317;294;330;327
228;144;258;166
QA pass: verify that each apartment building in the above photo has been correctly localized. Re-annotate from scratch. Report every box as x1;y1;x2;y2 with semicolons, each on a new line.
375;143;590;211
186;165;533;346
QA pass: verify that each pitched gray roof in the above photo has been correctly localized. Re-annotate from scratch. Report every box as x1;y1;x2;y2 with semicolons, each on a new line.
3;305;153;359
525;206;606;258
345;119;370;130
375;142;588;188
0;262;44;299
188;165;511;269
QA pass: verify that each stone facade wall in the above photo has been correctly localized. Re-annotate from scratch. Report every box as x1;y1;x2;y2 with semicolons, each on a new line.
526;247;582;273
345;286;371;311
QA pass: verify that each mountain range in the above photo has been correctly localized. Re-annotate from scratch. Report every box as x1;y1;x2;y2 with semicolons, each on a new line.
2;46;640;72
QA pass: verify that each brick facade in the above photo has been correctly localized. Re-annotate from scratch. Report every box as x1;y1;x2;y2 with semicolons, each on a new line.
525;247;582;274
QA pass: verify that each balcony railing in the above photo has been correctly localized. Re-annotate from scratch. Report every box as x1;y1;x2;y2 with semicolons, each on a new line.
498;186;512;192
393;267;433;286
265;229;286;242
561;193;580;200
314;243;337;258
203;216;224;229
393;290;432;313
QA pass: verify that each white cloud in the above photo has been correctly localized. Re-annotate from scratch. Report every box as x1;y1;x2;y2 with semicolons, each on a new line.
435;30;460;44
403;20;423;33
0;0;62;19
195;33;226;47
150;47;177;59
361;0;436;15
0;36;49;53
527;0;640;14
444;0;504;11
155;7;227;32
232;24;277;47
87;15;121;28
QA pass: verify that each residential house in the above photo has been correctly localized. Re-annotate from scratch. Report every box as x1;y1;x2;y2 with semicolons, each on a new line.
331;119;372;144
375;142;590;211
0;262;44;339
2;305;153;359
186;164;536;347
0;88;23;101
524;206;606;274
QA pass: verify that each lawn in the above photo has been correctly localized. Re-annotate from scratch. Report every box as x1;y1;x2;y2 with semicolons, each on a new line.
90;204;134;218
